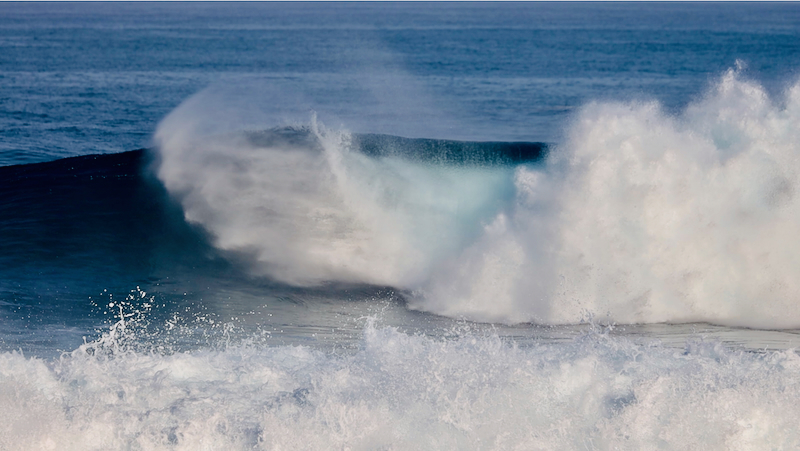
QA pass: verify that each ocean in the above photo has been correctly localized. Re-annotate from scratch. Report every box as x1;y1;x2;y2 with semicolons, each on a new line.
2;2;800;449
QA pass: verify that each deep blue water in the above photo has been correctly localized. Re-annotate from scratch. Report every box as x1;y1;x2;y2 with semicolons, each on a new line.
3;3;800;449
3;2;799;165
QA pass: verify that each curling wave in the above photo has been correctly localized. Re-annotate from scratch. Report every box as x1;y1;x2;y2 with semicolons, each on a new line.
155;68;800;328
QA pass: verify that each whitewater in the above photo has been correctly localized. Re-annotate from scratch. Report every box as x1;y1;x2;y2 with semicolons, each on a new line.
4;312;800;450
3;2;800;450
157;68;800;328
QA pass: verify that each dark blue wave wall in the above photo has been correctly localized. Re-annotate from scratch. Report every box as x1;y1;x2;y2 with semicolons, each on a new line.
0;149;225;321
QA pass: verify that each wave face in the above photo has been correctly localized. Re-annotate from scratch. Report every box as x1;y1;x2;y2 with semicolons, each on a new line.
0;149;222;294
155;69;800;328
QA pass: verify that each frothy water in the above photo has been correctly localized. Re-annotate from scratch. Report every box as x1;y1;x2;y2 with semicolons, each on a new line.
419;68;800;327
156;68;800;329
1;305;799;450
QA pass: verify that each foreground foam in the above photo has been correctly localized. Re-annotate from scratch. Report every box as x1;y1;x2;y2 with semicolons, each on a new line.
1;320;798;450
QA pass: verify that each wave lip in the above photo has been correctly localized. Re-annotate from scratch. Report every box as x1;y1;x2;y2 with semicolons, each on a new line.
352;133;546;165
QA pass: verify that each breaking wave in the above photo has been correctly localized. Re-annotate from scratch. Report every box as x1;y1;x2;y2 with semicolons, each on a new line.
155;67;800;328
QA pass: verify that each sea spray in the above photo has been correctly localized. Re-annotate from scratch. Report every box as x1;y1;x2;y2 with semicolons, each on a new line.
416;68;800;327
155;109;514;287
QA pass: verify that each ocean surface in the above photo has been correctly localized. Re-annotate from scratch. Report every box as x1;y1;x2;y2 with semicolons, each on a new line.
3;2;800;449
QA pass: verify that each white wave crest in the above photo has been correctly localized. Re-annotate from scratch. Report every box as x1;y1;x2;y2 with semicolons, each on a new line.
417;69;800;327
156;69;800;328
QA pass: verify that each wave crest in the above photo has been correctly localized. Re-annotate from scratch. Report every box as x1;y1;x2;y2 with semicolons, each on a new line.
156;69;800;328
417;69;800;327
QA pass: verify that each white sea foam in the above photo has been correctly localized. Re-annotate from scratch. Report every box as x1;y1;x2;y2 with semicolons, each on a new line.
155;68;800;328
1;318;799;450
417;69;800;327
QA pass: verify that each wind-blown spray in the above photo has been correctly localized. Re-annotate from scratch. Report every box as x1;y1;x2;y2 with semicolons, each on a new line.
417;69;800;327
